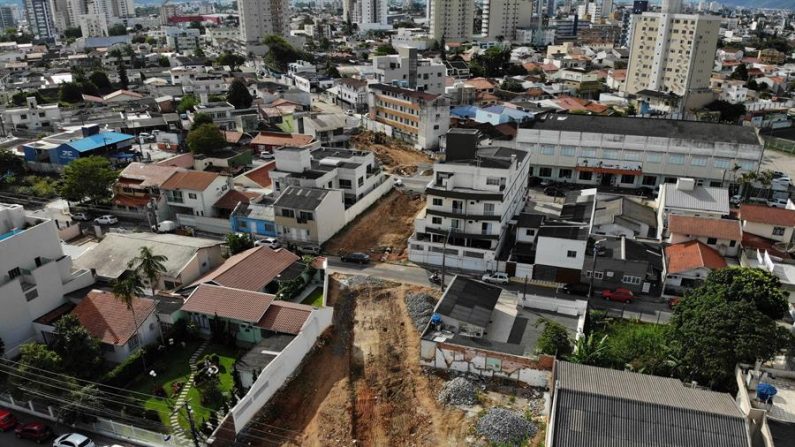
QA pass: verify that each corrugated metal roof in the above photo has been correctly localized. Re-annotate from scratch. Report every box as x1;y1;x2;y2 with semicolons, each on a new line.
662;184;730;215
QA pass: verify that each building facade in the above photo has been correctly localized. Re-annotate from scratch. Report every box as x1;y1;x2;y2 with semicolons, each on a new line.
25;0;56;40
238;0;289;43
368;83;450;150
481;0;534;41
428;0;474;42
373;47;446;94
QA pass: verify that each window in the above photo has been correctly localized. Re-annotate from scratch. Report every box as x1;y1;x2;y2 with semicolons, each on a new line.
664;177;677;184
621;275;642;285
560;146;576;157
579;171;593;181
714;158;731;169
238;220;248;229
541;146;555;155
773;227;786;236
298;211;314;221
464;251;485;258
729;240;736;247
339;179;352;189
539;167;552;177
7;267;20;279
451;219;461;229
559;169;572;179
486;177;502;186
691;157;707;166
624;151;641;161
525;229;535;236
593;271;604;279
188;192;197;199
646;153;662;163
432;217;442;225
603;150;619;159
411;244;425;251
566;250;577;258
620;175;635;184
280;208;295;218
738;160;755;171
432;198;443;206
581;148;597;157
706;237;717;245
357;177;364;187
484;203;495;215
642;175;656;186
669;154;685;165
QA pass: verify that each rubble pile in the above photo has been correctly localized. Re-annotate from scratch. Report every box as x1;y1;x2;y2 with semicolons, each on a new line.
404;292;435;330
476;408;537;445
437;377;478;406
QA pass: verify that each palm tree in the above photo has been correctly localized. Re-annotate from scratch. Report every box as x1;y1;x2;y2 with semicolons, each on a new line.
737;171;757;200
566;334;609;366
757;169;774;199
128;246;167;297
111;272;147;372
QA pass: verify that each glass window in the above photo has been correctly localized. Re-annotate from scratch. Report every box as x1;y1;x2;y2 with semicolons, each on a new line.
669;154;685;165
581;148;597;157
642;175;656;186
738;160;755;171
620;175;635;184
431;217;442;225
714;158;731;169
539;167;552;177
486;177;501;185
646;153;662;163
579;171;593;181
541;146;555;155
603;149;619;159
560;146;576;157
432;198;443;206
773;227;786;236
567;250;576;258
623;151;641;161
559;169;572;179
691;157;707;166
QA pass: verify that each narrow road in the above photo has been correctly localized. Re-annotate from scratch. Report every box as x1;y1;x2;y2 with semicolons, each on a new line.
0;411;138;447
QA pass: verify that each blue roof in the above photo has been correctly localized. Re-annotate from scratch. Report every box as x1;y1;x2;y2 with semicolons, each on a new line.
66;132;135;153
451;105;478;118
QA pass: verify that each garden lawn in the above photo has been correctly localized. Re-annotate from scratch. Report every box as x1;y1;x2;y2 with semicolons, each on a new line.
300;287;324;307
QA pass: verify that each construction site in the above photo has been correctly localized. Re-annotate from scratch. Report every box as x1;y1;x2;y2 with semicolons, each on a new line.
241;275;548;447
351;131;434;177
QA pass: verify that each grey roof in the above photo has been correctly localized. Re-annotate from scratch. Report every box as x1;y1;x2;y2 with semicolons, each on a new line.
304;113;347;131
74;233;222;280
662;184;730;215
538;224;590;240
594;196;657;230
477;146;529;162
524;115;761;146
435;276;501;328
553;361;749;447
273;186;330;210
517;213;544;228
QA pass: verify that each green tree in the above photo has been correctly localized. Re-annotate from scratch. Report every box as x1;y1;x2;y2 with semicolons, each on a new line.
696;266;788;319
13;343;63;393
216;52;246;70
535;320;572;357
59;82;84;103
730;63;749;81
51;314;103;379
500;78;525;92
191;113;213;130
177;94;199;113
187;124;227;155
704;100;747;123
117;63;128;90
263;34;306;71
128;246;168;297
108;23;127;36
89;71;112;92
80;80;100;97
373;44;397;56
111;271;147;370
0;149;24;181
194;45;206;59
63;27;82;39
226;232;254;254
226;79;253;109
59;156;118;204
158;55;170;67
603;322;672;375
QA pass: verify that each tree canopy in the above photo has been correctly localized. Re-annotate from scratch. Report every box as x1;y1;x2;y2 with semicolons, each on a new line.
227;79;253;109
216;52;246;70
59;156;118;204
263;35;308;72
89;71;112;93
226;232;254;254
51;314;103;379
191;113;213;130
177;94;199;113
535;320;572;357
108;23;127;36
187;124;227;155
469;47;515;77
500;78;526;93
704;100;747;124
59;82;83;103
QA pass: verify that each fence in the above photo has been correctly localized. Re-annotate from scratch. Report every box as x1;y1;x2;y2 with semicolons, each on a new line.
595;304;672;325
343;175;393;223
0;394;175;447
175;214;232;235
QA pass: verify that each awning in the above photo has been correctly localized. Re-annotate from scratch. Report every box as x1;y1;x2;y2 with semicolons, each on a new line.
575;166;642;176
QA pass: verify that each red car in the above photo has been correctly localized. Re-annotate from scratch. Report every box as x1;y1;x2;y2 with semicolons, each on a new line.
15;421;53;443
0;409;17;431
601;288;635;304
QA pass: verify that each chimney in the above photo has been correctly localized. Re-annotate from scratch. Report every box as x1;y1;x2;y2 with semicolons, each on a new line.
444;128;480;162
676;178;696;191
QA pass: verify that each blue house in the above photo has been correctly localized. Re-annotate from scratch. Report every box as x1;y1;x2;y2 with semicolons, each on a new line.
451;105;478;120
22;125;136;172
474;105;535;126
230;196;278;238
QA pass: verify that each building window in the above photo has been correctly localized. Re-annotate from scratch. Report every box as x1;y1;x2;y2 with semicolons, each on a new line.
593;271;604;279
773;227;786;236
624;151;641;161
714;158;731;169
8;267;21;279
729;240;736;247
646;153;662;163
706;237;717;245
579;171;593;181
581;148;597;157
622;275;641;285
669;154;685;165
642;175;656;186
451;219;461;229
560;147;576;157
464;251;485;258
539;167;552;177
188;193;197;199
432;198;443;206
486;177;502;186
559;169;572;179
339;179;352;189
566;250;577;258
620;175;635;184
411;244;425;251
738;160;755;171
541;146;555;155
432;217;442;225
691;157;707;167
238;220;248;229
299;211;314;221
525;229;535;236
281;208;295;218
603;150;619;159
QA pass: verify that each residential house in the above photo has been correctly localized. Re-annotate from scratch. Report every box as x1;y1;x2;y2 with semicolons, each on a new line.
739;204;795;245
234;162;276;191
249;132;315;155
0;204;95;357
606;69;627;90
473;105;535;126
212;189;260;219
273;186;345;247
300;114;350;147
161;171;230;217
581;236;664;295
334;77;369;113
113;162;185;221
408;129;530;271
230;196;277;238
2;96;61;131
74;232;224;290
664;240;727;294
592;196;657;239
547;361;752;447
657;179;731;239
188;246;302;294
368;83;450;150
667;215;742;257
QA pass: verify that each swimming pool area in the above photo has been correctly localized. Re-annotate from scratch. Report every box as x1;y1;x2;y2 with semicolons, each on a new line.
0;228;23;241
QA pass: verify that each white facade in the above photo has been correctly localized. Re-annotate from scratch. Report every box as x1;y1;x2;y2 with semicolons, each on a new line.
348;0;388;29
429;0;474;41
481;0;534;41
163;176;230;217
238;0;289;43
103;308;160;363
2;97;61;130
373;47;446;95
77;11;108;37
534;231;588;271
741;220;795;245
164;27;201;55
0;204;95;357
368;83;450;150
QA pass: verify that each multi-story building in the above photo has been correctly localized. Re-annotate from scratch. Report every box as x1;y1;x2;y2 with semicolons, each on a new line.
372;47;446;94
480;0;534;41
408;129;530;271
368;83;450;150
163;26;201;54
624;0;720;110
0;5;17;29
428;0;474;42
516;114;763;189
238;0;289;44
24;0;56;40
2;96;62;131
335;78;369;113
346;0;388;30
0;203;95;357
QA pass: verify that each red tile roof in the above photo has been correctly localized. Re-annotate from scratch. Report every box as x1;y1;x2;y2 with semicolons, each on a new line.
213;189;260;210
667;215;742;241
741;233;791;259
182;284;275;323
72;290;156;346
119;162;184;187
257;301;313;335
240;162;275;188
223;131;244;144
193;246;300;292
156;153;195;169
739;204;795;227
464;77;496;91
161;171;220;191
665;241;727;275
250;132;314;148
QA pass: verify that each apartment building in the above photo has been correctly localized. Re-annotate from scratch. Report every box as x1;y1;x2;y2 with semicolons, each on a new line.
0;204;95;357
373;47;446;95
335;78;369;113
368;83;450;150
516;114;763;189
345;0;388;30
408;129;530;271
481;0;534;41
164;26;201;55
2;96;62;131
624;0;720;110
24;0;56;40
428;0;474;42
238;0;289;43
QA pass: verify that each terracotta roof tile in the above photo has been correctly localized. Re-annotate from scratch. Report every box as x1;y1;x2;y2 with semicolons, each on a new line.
739;204;795;227
213;189;260;210
256;301;313;335
161;171;220;191
250;132;314;148
182;284;275;323
156;153;195;168
668;215;742;241
192;246;300;292
119;162;184;187
240;162;275;188
665;241;727;275
72;290;156;346
464;77;496;90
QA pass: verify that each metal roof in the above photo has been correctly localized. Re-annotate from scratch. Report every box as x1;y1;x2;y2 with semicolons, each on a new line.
273;186;330;210
67;131;135;153
435;276;501;329
661;184;730;215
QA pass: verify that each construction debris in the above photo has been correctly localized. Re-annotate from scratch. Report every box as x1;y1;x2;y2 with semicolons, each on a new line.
342;275;390;289
404;292;436;331
437;377;478;406
476;408;538;445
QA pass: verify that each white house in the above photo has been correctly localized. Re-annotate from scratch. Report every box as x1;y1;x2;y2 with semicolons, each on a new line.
664;240;727;294
372;47;446;94
739;204;795;245
667;214;742;257
161;171;230;217
2;96;62;131
656;179;731;239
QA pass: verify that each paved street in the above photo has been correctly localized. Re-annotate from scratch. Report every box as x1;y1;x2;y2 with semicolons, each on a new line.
0;411;136;447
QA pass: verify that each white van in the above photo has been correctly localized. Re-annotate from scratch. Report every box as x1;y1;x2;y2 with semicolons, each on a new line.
153;220;177;233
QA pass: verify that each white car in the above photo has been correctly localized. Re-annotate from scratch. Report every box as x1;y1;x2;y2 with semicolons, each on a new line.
481;272;510;284
254;237;281;250
53;433;95;447
730;194;743;205
768;198;789;208
93;215;118;225
70;212;90;221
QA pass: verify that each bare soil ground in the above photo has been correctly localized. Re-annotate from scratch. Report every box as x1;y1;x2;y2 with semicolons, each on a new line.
244;275;470;447
324;189;425;260
351;131;434;176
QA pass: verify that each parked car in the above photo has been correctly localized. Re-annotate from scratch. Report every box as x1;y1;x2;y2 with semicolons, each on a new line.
0;408;17;431
481;272;510;284
15;421;53;442
152;220;177;233
93;215;118;225
768;198;789;208
341;252;370;264
53;433;95;447
601;288;635;303
69;212;90;221
295;245;321;255
259;151;274;160
560;283;589;296
730;194;743;205
543;186;565;197
254;237;281;250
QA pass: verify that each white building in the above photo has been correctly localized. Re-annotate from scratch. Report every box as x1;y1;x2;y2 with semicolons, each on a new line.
2;96;62;131
164;26;201;55
656;178;730;238
0;203;95;357
516;114;763;190
346;0;388;30
481;0;534;41
161;171;230;217
391;28;434;50
368;83;450;150
408;129;530;271
738;204;795;245
428;0;474;42
77;9;108;37
238;0;289;44
335;78;369;113
373;47;446;95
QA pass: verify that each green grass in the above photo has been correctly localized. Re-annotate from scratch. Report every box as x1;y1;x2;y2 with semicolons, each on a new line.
300;287;324;307
124;341;240;431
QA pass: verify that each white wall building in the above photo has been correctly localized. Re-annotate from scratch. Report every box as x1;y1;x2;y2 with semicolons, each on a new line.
372;47;446;95
368;83;450;150
481;0;534;41
428;0;474;42
238;0;289;43
2;96;61;130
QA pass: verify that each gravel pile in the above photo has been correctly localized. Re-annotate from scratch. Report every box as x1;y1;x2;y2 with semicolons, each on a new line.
526;397;545;417
437;377;478;406
344;275;388;289
404;292;435;330
476;408;537;445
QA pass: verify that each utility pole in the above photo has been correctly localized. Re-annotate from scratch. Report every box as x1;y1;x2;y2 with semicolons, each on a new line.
183;402;201;447
587;239;606;299
521;275;528;308
440;226;452;291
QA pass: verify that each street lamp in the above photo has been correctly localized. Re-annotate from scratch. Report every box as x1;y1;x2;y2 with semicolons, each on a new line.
587;238;607;299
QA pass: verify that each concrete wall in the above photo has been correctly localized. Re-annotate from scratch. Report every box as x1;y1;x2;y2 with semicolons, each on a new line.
175;213;232;235
228;306;333;433
535;236;587;270
343;176;393;223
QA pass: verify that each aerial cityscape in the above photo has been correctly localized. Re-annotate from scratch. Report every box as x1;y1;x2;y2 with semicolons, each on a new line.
0;0;793;445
